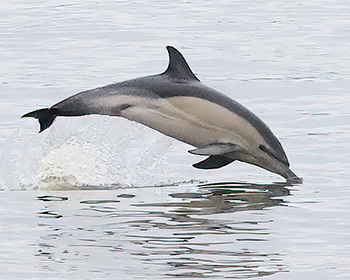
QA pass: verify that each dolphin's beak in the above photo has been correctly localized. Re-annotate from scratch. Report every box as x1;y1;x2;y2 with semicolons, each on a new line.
269;160;302;184
254;145;302;183
239;152;302;183
280;166;302;183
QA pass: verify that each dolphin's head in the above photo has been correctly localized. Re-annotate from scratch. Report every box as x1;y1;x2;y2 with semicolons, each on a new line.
234;138;300;182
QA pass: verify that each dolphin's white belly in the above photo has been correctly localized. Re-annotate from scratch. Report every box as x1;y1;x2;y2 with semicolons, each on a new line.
119;96;264;149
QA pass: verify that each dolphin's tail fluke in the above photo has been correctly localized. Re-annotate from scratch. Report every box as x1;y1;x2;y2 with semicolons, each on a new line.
22;108;57;133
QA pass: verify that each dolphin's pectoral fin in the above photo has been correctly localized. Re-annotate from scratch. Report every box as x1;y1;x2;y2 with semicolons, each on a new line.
188;143;238;156
193;155;235;169
190;143;238;169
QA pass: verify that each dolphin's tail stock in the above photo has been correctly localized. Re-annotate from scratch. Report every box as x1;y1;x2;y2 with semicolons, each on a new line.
22;108;58;133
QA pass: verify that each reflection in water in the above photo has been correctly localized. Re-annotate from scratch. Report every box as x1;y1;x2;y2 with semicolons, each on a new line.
129;182;290;278
136;181;289;215
36;181;293;279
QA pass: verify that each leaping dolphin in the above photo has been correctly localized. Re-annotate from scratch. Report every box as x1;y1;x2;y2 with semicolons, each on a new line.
22;46;301;182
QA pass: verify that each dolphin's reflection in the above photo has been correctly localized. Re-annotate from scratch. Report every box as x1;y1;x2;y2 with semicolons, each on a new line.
36;181;293;278
128;181;292;278
134;181;290;215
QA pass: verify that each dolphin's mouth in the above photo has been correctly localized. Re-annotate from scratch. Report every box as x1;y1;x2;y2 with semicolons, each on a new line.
274;160;302;183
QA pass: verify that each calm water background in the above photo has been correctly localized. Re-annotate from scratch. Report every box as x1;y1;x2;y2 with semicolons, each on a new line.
1;1;350;279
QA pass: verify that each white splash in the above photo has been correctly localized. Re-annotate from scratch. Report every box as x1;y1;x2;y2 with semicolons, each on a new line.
1;116;174;190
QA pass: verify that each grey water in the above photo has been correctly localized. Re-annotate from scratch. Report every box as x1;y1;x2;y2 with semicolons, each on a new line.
0;1;350;279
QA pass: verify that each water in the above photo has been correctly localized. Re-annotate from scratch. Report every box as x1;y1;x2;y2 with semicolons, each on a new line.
0;0;350;279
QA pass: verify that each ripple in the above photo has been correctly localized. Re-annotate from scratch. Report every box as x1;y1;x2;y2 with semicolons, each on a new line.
80;199;120;204
37;195;68;201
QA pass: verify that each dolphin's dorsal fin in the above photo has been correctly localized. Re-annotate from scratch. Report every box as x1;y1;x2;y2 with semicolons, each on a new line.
163;46;200;82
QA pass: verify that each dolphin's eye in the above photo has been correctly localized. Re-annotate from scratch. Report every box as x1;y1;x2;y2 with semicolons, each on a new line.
259;144;283;164
259;144;268;152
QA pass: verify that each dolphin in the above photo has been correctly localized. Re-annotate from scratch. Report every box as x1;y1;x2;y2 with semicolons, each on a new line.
22;46;301;182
